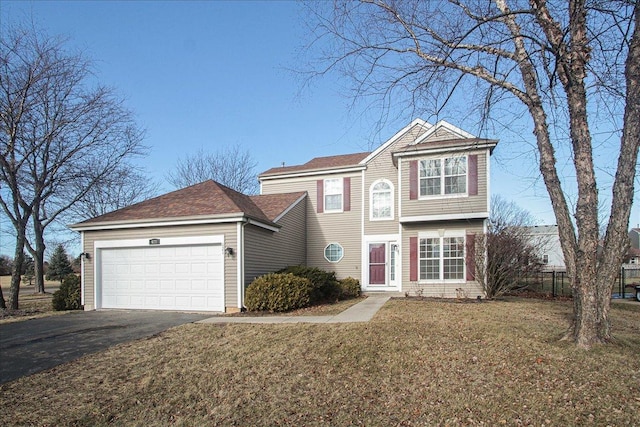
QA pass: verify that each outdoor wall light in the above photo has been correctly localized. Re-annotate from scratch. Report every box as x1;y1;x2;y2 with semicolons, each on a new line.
80;252;91;260
225;247;234;257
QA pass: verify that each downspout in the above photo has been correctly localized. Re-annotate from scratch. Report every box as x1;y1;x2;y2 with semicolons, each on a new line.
361;169;365;288
80;231;85;307
237;218;249;310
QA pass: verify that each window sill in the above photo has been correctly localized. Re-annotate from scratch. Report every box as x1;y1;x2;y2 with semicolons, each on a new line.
418;193;468;200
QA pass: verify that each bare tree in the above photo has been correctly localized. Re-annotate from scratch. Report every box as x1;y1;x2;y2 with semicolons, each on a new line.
67;164;159;220
307;0;639;348
473;195;544;299
166;146;259;195
0;24;145;308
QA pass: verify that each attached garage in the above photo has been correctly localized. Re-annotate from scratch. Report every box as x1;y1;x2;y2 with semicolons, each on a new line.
97;236;224;312
69;180;307;313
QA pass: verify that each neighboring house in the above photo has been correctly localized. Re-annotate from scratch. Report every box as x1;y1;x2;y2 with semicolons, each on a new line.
70;119;497;312
629;228;640;250
624;247;640;265
522;225;566;271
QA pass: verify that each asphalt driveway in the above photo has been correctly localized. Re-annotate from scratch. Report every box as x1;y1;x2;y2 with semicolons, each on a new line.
0;310;211;385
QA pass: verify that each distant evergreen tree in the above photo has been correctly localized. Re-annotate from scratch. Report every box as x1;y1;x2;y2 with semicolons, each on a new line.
23;256;35;286
46;245;73;283
0;255;12;276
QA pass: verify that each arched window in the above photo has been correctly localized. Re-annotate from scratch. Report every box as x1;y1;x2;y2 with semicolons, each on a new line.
370;180;393;220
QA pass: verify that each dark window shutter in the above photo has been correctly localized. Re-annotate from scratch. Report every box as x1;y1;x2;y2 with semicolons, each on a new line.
409;160;418;200
468;154;478;196
466;233;476;281
343;177;351;211
410;236;418;281
317;180;324;213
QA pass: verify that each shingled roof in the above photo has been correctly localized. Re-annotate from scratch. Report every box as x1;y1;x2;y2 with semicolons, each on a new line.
260;152;370;178
72;180;305;227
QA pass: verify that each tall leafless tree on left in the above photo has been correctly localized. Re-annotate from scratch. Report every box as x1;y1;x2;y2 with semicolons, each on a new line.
0;24;146;309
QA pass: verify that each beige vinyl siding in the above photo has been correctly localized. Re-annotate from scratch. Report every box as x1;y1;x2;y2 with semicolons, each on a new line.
401;220;484;298
258;173;363;281
81;223;237;310
363;132;403;236
400;149;489;218
244;198;307;285
421;127;460;142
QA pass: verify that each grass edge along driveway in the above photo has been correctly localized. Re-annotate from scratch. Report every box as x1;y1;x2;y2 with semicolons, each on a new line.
1;298;639;426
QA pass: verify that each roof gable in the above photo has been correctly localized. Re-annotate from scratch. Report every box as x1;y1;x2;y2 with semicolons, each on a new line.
413;120;476;145
358;118;432;165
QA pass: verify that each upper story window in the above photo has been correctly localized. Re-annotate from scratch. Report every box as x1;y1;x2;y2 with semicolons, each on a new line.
324;178;343;212
370;179;393;220
419;156;467;197
317;177;351;214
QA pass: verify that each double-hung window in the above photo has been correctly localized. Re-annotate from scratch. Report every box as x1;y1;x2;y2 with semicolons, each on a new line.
324;178;343;212
419;231;465;281
419;156;467;197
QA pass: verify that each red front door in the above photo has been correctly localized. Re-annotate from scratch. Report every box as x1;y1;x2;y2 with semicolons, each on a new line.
369;243;386;285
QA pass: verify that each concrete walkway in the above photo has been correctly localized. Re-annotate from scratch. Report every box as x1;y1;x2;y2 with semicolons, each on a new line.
197;294;391;325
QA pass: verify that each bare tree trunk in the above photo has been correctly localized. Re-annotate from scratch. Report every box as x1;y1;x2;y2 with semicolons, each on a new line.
28;215;47;294
8;233;26;310
595;6;640;341
0;285;5;310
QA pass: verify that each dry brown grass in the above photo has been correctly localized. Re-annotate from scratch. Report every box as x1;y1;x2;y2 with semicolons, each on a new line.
0;275;63;323
1;298;639;426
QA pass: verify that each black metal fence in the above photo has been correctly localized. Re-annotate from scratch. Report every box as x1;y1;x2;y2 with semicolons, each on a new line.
616;265;640;299
519;265;640;298
520;270;571;297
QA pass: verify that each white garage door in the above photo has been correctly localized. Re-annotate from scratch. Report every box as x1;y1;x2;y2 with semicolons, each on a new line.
100;244;224;311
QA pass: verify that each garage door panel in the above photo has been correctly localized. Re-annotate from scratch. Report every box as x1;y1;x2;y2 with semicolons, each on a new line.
175;263;190;274
100;243;224;311
160;263;175;274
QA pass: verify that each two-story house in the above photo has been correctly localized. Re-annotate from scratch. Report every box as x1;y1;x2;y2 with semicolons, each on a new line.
71;119;497;312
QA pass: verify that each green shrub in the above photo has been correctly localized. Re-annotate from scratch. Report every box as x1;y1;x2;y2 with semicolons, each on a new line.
245;273;313;312
277;266;340;304
52;274;82;311
339;277;361;299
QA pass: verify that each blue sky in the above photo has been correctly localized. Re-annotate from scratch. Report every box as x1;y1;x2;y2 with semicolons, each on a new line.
1;0;638;256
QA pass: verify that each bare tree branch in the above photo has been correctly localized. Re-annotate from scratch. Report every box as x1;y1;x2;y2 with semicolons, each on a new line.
166;146;259;195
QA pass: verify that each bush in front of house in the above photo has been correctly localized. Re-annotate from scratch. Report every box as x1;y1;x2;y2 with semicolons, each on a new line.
52;274;82;311
245;273;313;312
338;277;361;299
277;265;341;304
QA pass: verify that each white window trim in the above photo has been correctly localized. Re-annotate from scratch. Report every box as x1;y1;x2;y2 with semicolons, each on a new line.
324;242;344;263
418;229;466;283
418;155;468;200
369;179;394;221
324;178;343;213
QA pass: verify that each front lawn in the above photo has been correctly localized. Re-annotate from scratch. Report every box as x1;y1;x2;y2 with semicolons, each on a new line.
1;298;639;426
0;276;63;324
